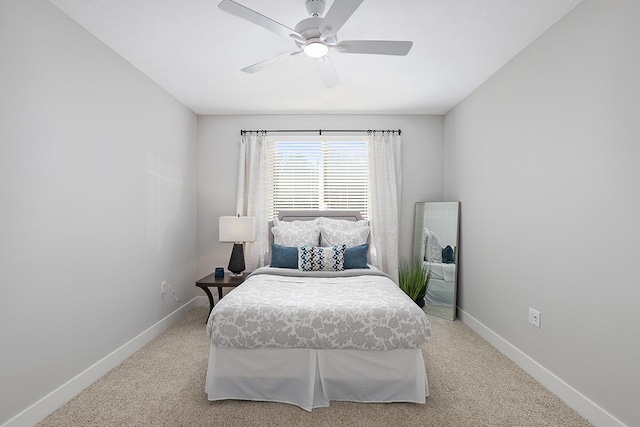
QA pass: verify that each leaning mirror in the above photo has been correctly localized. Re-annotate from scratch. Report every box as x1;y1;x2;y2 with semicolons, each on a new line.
412;202;460;321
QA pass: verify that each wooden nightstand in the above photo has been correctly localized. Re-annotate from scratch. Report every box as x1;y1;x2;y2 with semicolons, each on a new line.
196;272;248;318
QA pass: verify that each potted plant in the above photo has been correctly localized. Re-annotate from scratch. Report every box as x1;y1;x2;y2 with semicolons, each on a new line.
398;258;431;307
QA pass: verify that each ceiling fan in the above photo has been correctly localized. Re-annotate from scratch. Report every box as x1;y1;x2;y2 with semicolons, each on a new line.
218;0;413;88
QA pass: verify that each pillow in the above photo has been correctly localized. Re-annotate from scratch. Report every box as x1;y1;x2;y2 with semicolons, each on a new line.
273;217;320;228
442;245;455;264
317;217;368;229
319;218;370;247
270;244;298;269
298;244;346;271
423;228;430;261
344;243;369;269
271;219;321;247
425;230;443;263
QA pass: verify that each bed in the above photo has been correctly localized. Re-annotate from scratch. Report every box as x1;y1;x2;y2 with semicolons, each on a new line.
424;262;456;307
418;225;456;308
205;210;432;411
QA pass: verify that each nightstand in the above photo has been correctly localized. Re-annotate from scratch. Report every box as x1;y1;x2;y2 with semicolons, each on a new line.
195;272;248;319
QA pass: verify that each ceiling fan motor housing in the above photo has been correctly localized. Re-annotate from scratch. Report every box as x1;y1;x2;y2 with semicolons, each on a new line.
305;0;326;17
294;17;337;49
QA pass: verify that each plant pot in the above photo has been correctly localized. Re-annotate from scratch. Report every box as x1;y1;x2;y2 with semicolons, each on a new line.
415;297;425;308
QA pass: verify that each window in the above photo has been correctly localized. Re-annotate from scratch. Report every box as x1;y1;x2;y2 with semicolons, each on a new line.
267;137;368;219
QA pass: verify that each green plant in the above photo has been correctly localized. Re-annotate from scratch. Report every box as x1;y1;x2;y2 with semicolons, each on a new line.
398;258;431;301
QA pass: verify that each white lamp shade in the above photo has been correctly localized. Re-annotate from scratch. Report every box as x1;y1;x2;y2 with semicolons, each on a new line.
219;216;257;243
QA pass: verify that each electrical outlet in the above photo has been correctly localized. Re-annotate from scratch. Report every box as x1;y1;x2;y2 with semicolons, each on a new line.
161;281;167;294
529;307;541;328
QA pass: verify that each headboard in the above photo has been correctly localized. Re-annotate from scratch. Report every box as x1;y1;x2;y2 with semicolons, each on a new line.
277;209;363;223
266;210;365;263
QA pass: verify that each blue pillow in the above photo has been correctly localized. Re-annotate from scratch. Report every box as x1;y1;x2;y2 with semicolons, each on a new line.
442;245;455;264
270;243;298;269
344;244;369;269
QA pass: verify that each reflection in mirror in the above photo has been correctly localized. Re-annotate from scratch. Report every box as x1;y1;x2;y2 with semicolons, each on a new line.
413;202;460;321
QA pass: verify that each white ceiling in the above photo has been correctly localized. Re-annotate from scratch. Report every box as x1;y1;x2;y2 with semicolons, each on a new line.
49;0;582;115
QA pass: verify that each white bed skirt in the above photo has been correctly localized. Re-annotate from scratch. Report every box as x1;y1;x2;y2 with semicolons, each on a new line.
426;277;455;306
205;345;429;411
424;262;456;306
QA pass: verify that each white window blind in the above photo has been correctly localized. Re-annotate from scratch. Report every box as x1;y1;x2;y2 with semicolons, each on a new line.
268;139;368;219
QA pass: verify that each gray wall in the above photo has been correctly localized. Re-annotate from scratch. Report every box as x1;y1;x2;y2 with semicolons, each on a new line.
0;1;198;424
444;0;639;425
197;114;444;279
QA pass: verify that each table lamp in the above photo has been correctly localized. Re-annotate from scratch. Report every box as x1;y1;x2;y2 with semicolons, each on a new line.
219;215;257;276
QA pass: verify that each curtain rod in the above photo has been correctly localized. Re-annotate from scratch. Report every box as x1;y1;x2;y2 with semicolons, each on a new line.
240;129;401;136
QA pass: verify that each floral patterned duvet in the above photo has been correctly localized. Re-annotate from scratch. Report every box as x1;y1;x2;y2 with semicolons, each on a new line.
206;267;432;351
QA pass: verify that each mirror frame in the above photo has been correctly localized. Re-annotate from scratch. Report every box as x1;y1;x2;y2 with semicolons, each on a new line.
412;201;460;321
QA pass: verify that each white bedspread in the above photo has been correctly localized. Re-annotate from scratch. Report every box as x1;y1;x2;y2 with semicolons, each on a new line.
207;267;431;351
428;262;455;282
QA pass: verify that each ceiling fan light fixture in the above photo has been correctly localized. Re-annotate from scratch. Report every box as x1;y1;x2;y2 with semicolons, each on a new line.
304;39;328;58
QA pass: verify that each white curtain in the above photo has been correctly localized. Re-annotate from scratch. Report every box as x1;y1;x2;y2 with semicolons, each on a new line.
235;132;270;270
367;131;402;283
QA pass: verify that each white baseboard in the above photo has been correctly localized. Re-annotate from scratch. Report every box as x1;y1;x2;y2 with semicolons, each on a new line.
458;308;627;427
2;296;207;427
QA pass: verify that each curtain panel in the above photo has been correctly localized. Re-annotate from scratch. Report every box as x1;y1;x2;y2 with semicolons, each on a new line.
367;131;402;283
235;132;270;270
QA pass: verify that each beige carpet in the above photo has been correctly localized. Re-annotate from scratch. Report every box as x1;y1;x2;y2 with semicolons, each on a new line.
38;306;591;427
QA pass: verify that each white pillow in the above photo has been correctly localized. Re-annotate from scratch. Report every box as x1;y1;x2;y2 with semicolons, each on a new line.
271;218;320;247
423;228;430;261
273;217;320;228
317;217;368;229
319;218;370;247
424;228;443;263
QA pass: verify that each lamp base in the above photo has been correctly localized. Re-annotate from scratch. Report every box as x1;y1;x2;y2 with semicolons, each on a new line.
228;243;246;275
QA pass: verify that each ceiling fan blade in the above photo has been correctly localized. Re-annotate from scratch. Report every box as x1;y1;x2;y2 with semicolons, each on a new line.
314;56;340;89
336;40;413;56
319;0;364;39
241;51;301;73
218;0;302;40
